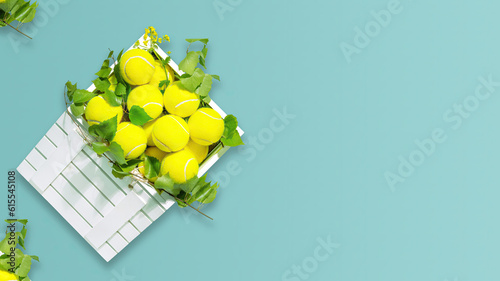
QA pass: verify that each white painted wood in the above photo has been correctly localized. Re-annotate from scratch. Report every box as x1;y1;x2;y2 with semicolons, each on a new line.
17;160;36;183
25;149;45;170
130;211;152;232
97;243;117;262
84;192;146;248
108;232;128;253
35;136;57;157
42;186;92;236
118;222;140;243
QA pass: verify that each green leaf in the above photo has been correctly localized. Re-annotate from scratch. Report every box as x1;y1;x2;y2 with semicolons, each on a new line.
129;105;153;126
161;56;171;66
155;174;181;196
70;103;84;117
221;131;244;147
178;51;202;75
119;159;142;173
103;89;122;107
17;233;24;249
92;142;109;155
185;38;209;44
88;116;117;142
179;68;205;92
192;181;219;204
158;80;170;92
95;67;112;79
211;74;220;81
177;176;200;194
111;164;130;179
195;74;213;97
92;78;111;92
115;83;126;97
144;156;161;180
221;115;244;147
65;81;77;102
108;142;127;165
15;255;31;277
223;115;238;135
30;255;39;262
117;49;124;62
72;89;95;104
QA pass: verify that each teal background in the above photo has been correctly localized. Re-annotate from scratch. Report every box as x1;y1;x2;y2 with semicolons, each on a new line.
1;0;500;280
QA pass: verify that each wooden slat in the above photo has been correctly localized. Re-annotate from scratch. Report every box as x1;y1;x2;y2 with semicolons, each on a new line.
45;122;67;147
25;149;45;170
35;136;57;158
130;211;152;232
97;243;117;262
30;129;86;192
84;192;145;248
118;222;140;243
108;233;128;253
42;186;92;236
52;174;103;227
17;160;36;183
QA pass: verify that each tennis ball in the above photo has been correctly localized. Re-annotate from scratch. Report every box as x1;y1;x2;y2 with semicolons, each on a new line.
0;270;18;281
113;122;147;159
127;85;164;119
138;147;168;181
164;83;200;117
149;61;175;90
160;149;199;183
185;140;208;164
143;115;164;146
119;49;155;85
85;95;123;126
188;108;224;145
152;115;190;152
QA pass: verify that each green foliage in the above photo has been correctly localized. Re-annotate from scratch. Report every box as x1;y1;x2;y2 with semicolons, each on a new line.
72;89;95;104
0;220;38;280
88;116;117;142
91;142;108;155
129;105;153;126
144;156;161;180
108;141;127;165
103;89;122;107
155;174;219;208
221;115;244;147
0;0;37;36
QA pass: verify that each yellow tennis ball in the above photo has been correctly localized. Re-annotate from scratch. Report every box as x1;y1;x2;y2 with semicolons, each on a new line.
127;85;164;119
152;115;190;152
138;147;168;181
119;49;155;85
113;122;147;159
142;115;164;146
160;149;198;183
164;83;200;118
188;108;224;145
85;95;123;126
0;270;18;281
185;140;208;164
149;61;175;90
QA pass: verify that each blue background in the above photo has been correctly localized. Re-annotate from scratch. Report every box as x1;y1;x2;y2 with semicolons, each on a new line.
1;0;499;280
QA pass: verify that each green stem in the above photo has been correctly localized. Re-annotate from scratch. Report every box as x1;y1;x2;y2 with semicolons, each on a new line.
2;20;32;39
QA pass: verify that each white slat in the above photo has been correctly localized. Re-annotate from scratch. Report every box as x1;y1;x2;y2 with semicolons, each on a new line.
51;174;103;227
45;123;68;147
17;160;36;183
25;149;45;170
30;129;86;192
69;153;115;215
141;199;165;221
137;181;175;210
97;243;117;262
118;222;140;242
108;233;128;253
84;192;146;248
42;186;92;236
130;211;152;232
35;136;57;157
78;148;127;205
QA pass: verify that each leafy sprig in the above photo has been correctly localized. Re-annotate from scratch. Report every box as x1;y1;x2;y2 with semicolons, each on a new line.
0;219;38;281
0;0;37;39
221;115;244;147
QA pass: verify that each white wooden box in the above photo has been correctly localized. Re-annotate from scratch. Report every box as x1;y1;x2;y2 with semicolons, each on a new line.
16;35;244;262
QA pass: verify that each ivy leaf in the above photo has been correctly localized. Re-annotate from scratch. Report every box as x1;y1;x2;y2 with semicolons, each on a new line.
179;68;205;92
92;78;110;92
195;74;213;97
72;89;95;104
70;103;84;117
92;142;109;155
129;105;153;126
185;38;209;44
88;116;117;142
178;51;202;75
103;89;122;107
114;83;126;97
144;156;161;180
65;81;77;102
108;142;127;165
155;174;181;196
15;255;31;277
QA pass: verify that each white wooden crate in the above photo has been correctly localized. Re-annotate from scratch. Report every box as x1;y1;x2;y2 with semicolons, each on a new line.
17;35;244;262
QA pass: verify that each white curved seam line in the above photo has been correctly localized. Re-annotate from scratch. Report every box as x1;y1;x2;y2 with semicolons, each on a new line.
87;119;101;124
143;102;163;108
126;143;146;158
184;158;195;182
124;56;154;82
199;110;222;120
153;134;172;152
116;123;130;134
195;137;212;144
168;115;189;135
175;99;199;109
